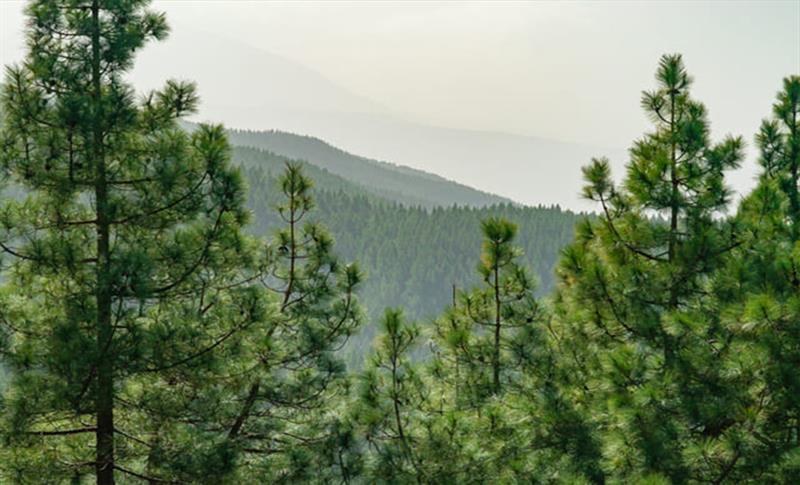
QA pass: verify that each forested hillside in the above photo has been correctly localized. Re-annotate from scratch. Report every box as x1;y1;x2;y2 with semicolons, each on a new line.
223;127;511;208
232;145;380;202
235;147;581;305
237;156;582;357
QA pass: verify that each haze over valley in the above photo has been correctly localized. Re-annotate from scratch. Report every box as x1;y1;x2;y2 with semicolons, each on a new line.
3;1;797;209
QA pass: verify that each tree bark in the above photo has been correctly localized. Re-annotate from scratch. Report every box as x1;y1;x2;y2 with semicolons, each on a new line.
492;253;502;395
91;1;115;483
229;382;260;440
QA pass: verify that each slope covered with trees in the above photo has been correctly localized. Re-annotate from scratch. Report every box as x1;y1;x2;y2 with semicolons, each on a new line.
1;1;798;484
223;127;512;208
239;158;583;358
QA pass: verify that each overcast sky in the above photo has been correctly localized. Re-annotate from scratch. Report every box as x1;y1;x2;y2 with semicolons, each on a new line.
1;1;799;207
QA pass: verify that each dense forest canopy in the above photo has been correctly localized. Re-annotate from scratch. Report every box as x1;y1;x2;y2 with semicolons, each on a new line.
0;1;798;484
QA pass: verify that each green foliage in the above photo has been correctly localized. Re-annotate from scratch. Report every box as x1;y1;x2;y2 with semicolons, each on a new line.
421;218;543;481
1;2;797;481
550;53;751;483
711;75;800;482
219;162;364;484
435;217;539;399
356;309;427;482
240;158;582;366
354;217;601;484
755;76;800;232
0;1;262;483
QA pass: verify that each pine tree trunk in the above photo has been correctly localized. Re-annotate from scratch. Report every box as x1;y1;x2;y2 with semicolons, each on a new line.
91;1;115;483
492;259;501;395
666;92;678;365
282;187;297;310
229;382;260;439
668;92;678;271
390;343;421;483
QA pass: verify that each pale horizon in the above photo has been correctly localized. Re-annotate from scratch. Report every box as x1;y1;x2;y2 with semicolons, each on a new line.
2;0;798;208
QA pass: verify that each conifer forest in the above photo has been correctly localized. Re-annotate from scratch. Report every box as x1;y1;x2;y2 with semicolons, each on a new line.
0;1;798;483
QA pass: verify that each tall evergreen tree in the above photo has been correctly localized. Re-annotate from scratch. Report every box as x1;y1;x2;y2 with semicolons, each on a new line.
421;217;549;482
714;75;800;481
551;54;746;482
0;1;262;483
221;163;364;483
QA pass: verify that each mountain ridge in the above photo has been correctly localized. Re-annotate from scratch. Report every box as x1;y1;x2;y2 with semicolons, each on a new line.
135;29;626;210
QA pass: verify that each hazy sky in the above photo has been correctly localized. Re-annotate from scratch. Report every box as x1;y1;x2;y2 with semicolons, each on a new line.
164;0;797;149
1;1;799;207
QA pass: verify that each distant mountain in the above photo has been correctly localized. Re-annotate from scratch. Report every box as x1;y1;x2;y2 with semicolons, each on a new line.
226;129;511;208
224;110;629;211
136;30;626;210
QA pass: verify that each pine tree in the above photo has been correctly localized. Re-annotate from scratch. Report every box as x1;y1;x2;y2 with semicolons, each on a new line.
0;1;262;482
432;217;539;404
757;76;800;233
221;162;364;483
422;217;550;482
714;75;800;481
356;308;427;483
552;54;746;482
